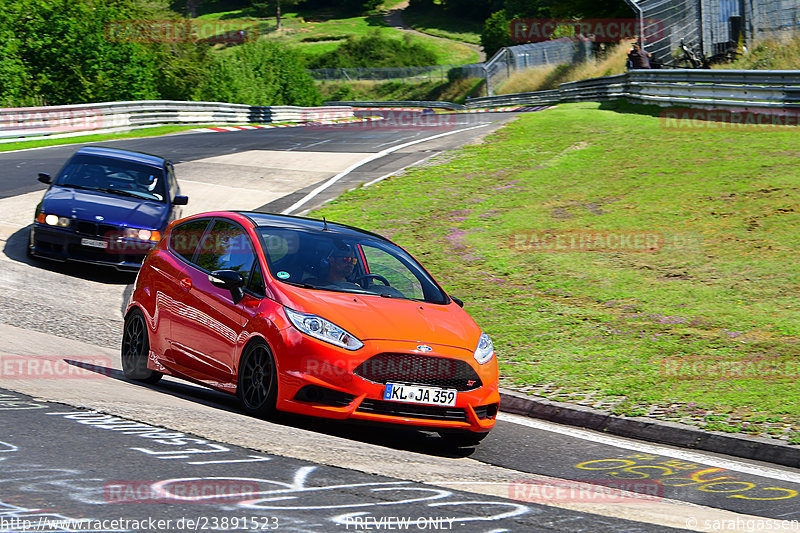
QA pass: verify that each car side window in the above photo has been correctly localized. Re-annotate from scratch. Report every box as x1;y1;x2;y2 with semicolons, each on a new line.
169;219;212;263
248;260;266;297
196;220;257;286
166;163;178;202
362;245;425;300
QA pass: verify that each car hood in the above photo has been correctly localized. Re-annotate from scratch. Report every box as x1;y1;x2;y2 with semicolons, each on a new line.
273;283;481;350
42;186;168;229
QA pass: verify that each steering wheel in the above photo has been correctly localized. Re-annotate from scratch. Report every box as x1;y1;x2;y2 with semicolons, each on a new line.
355;274;390;288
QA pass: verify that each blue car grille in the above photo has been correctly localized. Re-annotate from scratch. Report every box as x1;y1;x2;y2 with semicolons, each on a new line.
74;220;120;238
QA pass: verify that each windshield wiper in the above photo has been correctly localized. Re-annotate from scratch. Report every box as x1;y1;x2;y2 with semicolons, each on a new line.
60;183;92;191
94;187;147;199
280;280;318;289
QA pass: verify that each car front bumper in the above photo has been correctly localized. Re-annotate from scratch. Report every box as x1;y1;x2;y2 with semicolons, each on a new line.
275;335;500;434
30;223;155;271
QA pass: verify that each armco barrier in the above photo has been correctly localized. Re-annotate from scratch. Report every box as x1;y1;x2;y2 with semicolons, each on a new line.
0;101;354;141
6;70;800;141
325;100;465;111
327;69;800;111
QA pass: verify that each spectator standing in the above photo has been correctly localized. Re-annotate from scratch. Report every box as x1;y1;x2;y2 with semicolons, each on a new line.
628;43;651;69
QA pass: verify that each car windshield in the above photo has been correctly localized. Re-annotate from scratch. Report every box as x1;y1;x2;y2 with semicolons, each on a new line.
56;154;167;202
256;227;448;304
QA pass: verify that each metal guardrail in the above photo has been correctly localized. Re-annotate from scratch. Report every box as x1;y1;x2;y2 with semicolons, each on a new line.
0;101;354;140
5;70;798;142
327;70;800;111
325;100;464;111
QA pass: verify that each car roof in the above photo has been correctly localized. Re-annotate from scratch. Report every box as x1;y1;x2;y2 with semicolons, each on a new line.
235;211;391;242
75;146;166;167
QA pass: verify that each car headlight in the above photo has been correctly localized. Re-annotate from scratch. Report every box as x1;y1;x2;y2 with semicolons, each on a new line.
285;308;363;351
36;213;70;227
474;332;494;365
122;228;161;242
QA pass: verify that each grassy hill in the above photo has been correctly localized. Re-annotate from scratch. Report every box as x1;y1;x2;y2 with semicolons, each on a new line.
195;5;481;65
312;101;800;442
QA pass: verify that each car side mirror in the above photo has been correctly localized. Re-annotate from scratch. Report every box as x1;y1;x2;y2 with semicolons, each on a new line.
173;195;189;205
451;296;464;307
38;173;52;184
209;270;245;304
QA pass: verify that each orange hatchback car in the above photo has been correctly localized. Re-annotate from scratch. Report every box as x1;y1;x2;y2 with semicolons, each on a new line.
123;211;499;445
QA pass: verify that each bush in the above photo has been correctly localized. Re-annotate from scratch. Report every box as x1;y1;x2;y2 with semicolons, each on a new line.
481;10;514;59
308;30;438;68
0;0;165;105
194;40;321;106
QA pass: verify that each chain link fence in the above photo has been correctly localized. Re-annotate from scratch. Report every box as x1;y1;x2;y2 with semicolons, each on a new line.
743;0;800;40
637;0;800;66
480;38;593;95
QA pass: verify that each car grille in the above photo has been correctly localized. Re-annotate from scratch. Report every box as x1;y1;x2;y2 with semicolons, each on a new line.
74;220;120;238
353;353;482;391
356;399;467;422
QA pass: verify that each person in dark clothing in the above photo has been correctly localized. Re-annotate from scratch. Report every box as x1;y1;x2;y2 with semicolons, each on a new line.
628;43;651;69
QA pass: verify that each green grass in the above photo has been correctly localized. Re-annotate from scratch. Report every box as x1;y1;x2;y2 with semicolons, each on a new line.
402;3;483;45
716;34;800;70
0;125;210;153
311;101;800;436
0;120;332;152
195;7;479;65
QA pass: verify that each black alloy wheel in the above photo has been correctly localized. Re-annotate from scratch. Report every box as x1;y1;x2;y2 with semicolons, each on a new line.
121;308;162;384
237;340;278;417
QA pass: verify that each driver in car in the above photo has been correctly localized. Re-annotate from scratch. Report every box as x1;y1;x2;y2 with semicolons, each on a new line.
326;245;358;284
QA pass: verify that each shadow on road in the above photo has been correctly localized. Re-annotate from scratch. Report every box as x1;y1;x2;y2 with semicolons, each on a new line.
70;359;480;459
3;225;136;286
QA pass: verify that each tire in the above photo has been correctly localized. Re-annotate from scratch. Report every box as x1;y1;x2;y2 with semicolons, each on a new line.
237;340;278;418
121;308;162;384
438;430;490;448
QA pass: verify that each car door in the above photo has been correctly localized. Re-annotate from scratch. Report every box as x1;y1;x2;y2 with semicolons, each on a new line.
169;218;258;387
153;217;212;366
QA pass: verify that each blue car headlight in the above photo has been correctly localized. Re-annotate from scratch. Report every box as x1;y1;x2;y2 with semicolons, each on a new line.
122;228;161;242
37;213;70;227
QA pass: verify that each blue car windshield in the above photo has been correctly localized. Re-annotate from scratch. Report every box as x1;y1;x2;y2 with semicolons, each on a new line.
56;154;167;202
256;227;448;304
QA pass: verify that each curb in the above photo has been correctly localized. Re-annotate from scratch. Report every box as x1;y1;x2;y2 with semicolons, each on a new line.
499;389;800;468
191;116;383;134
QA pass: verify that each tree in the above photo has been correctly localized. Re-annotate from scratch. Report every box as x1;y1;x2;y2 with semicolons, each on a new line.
194;40;321;106
481;9;514;58
251;0;301;30
0;0;163;105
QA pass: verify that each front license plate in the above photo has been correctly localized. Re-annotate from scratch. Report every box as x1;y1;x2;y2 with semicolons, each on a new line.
384;383;457;407
81;238;108;249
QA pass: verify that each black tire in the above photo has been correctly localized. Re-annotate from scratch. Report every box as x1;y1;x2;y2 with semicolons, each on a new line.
121;308;162;384
237;340;278;418
438;430;490;448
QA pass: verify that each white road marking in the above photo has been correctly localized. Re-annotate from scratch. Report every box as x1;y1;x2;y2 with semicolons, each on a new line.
498;412;800;484
281;124;489;215
287;139;331;151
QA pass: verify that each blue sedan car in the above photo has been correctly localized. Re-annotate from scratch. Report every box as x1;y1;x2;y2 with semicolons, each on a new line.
29;147;188;271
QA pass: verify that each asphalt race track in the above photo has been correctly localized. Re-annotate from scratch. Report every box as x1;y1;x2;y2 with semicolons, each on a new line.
1;114;799;532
